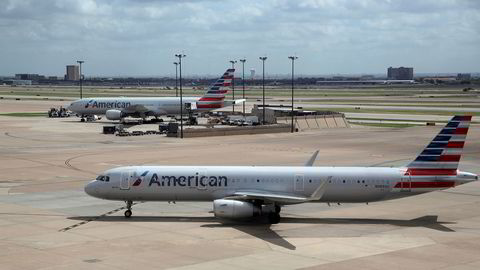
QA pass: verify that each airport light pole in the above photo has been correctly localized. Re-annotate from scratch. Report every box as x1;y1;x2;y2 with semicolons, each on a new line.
239;58;246;116
175;54;186;139
288;56;298;133
77;60;84;99
174;62;179;97
259;56;267;125
229;60;237;113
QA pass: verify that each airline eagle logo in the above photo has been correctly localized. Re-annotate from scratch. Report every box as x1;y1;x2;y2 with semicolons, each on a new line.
132;171;149;186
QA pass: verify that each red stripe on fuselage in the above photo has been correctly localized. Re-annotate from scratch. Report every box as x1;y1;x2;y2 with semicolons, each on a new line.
394;181;455;188
197;104;223;108
406;168;457;176
199;97;225;101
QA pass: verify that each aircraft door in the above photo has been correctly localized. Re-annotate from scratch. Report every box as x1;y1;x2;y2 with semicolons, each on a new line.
401;173;411;192
120;171;135;190
294;174;304;192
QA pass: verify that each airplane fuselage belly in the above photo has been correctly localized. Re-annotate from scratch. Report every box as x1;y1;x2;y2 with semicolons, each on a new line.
100;166;414;203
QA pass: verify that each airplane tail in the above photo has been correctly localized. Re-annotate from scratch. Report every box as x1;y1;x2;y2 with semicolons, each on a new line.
197;68;235;109
406;115;472;176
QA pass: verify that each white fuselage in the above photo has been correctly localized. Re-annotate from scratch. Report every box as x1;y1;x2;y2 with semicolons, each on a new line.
85;165;472;204
67;97;203;116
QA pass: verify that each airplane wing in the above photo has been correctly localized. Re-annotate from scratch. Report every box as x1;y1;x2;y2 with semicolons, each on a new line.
225;180;329;204
123;104;152;113
121;104;169;117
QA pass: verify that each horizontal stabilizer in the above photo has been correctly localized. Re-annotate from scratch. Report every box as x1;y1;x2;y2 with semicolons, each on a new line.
223;99;246;107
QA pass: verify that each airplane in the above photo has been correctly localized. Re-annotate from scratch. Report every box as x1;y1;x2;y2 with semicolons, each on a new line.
84;115;477;224
67;69;243;122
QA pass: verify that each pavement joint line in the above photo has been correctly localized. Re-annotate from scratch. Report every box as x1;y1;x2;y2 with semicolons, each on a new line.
58;202;142;232
438;190;480;198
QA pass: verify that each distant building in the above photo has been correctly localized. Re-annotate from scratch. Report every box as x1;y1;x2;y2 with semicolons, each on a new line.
3;79;32;86
457;73;471;81
360;75;375;80
387;67;414;80
15;74;44;81
65;65;79;81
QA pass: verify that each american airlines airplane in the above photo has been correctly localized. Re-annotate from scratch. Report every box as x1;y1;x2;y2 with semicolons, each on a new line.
85;116;477;224
67;69;241;121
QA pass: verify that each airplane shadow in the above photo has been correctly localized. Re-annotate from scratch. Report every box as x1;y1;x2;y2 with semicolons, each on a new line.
67;215;455;250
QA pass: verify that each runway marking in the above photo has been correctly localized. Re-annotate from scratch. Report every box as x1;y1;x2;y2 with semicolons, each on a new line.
64;154;101;175
58;202;142;232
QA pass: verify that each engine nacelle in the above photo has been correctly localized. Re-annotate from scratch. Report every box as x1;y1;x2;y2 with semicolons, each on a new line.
105;109;124;120
213;199;261;219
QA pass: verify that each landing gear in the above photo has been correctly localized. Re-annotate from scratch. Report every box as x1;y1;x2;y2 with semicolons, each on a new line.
268;212;281;224
275;205;281;214
124;200;133;218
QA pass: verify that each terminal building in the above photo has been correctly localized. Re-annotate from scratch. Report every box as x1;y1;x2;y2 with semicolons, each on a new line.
387;67;414;80
15;74;44;81
65;65;80;81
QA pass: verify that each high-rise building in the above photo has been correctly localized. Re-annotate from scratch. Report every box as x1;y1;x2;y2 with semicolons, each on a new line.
65;65;79;81
387;67;414;80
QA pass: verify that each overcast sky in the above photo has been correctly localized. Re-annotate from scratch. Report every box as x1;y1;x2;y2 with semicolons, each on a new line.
1;0;479;77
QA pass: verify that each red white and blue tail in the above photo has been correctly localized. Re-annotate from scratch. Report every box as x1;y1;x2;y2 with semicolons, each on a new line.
197;69;234;109
406;115;472;176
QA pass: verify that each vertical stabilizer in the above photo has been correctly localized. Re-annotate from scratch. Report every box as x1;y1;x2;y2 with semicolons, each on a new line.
197;69;234;109
406;115;472;176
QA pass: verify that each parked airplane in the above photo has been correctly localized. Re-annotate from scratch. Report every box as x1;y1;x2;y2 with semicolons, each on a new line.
85;116;477;223
67;69;243;122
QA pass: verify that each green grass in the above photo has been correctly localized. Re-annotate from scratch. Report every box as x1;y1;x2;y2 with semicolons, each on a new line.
0;112;47;117
350;122;420;128
306;107;480;116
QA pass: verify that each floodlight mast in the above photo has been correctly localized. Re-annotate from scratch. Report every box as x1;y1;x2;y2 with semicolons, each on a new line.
175;54;186;138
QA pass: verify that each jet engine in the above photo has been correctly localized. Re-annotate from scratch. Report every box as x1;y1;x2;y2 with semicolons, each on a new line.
106;109;125;120
213;199;261;219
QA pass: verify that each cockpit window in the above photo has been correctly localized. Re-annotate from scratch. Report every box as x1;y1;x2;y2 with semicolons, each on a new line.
96;175;110;182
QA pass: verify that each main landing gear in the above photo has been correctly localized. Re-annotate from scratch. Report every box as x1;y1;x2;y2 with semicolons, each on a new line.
267;204;282;224
124;200;133;218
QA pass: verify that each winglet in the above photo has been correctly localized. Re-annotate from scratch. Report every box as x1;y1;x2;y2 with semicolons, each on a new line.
308;177;330;201
304;150;319;167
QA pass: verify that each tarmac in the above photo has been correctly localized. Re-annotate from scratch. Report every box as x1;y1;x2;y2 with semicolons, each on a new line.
0;99;479;269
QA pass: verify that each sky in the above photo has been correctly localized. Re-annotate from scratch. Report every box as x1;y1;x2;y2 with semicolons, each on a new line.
1;0;479;77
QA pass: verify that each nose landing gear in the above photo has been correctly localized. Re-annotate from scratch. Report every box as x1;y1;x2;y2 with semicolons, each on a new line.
124;200;133;218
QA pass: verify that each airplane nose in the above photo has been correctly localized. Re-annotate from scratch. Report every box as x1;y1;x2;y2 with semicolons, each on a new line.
84;181;100;198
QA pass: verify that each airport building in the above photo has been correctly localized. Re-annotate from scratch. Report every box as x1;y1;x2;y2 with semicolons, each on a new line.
65;65;80;81
387;67;414;80
457;73;471;81
15;74;44;81
2;79;32;85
